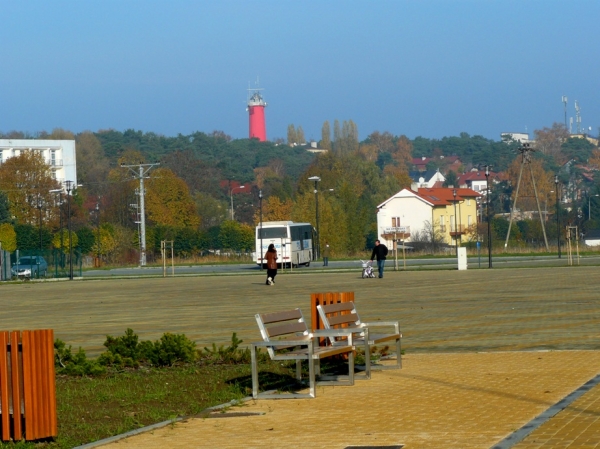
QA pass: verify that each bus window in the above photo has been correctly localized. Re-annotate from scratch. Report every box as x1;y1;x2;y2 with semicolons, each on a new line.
258;227;288;239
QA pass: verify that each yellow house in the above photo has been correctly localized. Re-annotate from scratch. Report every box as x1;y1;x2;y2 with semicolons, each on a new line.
417;188;481;246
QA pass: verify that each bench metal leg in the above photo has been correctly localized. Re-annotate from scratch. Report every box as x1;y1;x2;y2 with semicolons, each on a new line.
251;344;259;399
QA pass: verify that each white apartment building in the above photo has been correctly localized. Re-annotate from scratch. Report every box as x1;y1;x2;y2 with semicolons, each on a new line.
0;139;77;187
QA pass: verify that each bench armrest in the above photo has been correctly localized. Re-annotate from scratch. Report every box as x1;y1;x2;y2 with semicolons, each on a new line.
252;339;311;348
311;329;354;344
361;321;400;333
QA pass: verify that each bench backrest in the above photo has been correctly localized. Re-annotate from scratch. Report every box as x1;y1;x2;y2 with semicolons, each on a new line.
255;309;310;359
317;301;362;336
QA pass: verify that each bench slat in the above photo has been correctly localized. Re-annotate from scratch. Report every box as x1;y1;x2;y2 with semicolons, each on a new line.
266;322;307;338
259;309;302;325
327;313;359;327
320;302;355;314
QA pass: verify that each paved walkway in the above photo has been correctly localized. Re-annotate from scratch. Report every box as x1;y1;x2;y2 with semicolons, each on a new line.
100;351;600;448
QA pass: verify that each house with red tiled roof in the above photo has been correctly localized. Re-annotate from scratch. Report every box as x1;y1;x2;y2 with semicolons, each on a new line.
376;187;480;248
457;170;495;193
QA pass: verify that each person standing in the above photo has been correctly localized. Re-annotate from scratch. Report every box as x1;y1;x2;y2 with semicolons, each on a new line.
370;240;388;278
322;242;330;266
265;243;278;285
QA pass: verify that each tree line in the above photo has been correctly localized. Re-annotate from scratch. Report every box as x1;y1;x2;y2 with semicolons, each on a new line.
0;121;598;263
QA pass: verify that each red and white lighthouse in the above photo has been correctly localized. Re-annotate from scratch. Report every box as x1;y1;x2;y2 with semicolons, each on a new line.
247;89;267;141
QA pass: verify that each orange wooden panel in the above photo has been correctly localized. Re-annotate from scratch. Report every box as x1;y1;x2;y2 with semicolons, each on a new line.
22;330;58;441
10;331;22;441
22;331;34;439
0;332;10;441
311;292;354;331
45;329;58;438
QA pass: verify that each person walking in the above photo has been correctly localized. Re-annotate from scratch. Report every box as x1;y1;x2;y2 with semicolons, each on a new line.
322;242;330;266
370;239;388;278
265;243;278;285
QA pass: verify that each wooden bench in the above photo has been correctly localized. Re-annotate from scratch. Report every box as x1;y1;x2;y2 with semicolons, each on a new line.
251;308;355;399
316;301;402;379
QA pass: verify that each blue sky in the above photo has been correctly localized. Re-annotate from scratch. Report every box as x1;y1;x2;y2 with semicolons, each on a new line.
1;0;599;142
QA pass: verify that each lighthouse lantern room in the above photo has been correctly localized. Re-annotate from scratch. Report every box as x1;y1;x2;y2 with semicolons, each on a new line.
247;88;267;141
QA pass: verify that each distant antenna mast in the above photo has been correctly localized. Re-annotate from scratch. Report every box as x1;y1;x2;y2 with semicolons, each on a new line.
569;117;573;134
575;100;581;134
562;95;568;129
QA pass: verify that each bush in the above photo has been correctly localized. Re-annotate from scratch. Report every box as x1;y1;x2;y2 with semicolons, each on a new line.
56;330;249;376
54;339;106;376
201;332;251;364
100;329;197;368
145;333;197;366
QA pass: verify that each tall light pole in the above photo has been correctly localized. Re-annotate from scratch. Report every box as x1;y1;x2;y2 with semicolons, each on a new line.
122;163;158;266
555;175;561;259
453;188;458;256
37;196;43;252
308;176;321;260
259;189;263;270
65;180;74;280
485;166;492;268
588;192;598;220
95;200;101;266
50;189;64;269
230;185;245;221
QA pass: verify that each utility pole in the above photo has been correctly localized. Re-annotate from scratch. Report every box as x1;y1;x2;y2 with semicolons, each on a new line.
122;163;159;266
504;143;549;251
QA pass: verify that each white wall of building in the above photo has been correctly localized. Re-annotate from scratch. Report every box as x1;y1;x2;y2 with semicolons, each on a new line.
376;189;433;247
0;139;77;187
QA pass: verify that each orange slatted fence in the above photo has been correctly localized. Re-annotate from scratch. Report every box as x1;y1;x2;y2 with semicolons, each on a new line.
0;330;57;442
310;292;355;337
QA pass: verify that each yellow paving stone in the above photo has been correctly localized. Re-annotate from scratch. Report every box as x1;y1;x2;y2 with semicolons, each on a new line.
101;351;600;448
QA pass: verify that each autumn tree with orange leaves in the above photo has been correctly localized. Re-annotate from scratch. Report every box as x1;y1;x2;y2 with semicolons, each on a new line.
0;151;61;226
145;168;200;228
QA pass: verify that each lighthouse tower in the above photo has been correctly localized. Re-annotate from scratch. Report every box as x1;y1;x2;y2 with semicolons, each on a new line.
247;88;267;141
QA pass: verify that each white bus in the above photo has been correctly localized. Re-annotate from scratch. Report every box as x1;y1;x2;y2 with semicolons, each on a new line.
255;221;314;268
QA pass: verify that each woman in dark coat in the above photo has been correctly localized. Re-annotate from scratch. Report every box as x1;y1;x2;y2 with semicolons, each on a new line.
265;243;278;285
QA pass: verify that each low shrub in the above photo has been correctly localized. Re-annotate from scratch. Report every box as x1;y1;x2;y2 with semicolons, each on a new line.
54;339;106;376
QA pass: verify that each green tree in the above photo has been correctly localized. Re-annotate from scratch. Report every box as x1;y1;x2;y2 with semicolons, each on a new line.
76;131;109;196
0;152;61;226
90;224;118;259
321;121;331;150
145;168;200;228
52;229;79;253
286;124;298;145
0;223;17;252
444;170;458;187
0;191;11;223
218;221;254;251
193;192;227;229
76;227;95;254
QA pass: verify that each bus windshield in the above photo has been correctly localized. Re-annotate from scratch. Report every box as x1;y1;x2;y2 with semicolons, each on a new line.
258;227;288;239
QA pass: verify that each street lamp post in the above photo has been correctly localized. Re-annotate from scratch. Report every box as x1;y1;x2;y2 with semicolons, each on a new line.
588;192;599;220
308;176;321;260
229;185;245;221
453;188;458;256
259;190;263;270
95;201;101;266
555;175;561;259
485;165;492;268
37;196;43;252
65;181;74;280
50;189;64;269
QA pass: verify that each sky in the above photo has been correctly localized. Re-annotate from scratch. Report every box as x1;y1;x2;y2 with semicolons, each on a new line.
1;0;599;143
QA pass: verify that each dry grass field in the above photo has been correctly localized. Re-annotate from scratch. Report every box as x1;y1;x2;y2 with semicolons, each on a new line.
1;265;599;356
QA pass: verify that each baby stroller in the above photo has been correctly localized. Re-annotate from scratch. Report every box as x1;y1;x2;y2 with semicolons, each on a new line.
361;260;376;278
